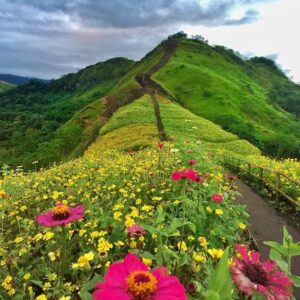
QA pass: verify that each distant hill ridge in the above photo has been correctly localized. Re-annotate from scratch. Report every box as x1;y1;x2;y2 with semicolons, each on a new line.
0;74;47;86
0;34;300;169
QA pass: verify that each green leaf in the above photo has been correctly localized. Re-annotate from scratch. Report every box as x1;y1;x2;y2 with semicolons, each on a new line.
142;224;159;235
205;290;221;300
80;291;92;300
290;243;300;256
283;226;292;248
264;241;287;257
81;273;102;293
169;218;185;232
155;206;165;224
188;222;196;234
207;248;232;300
269;249;288;273
292;275;300;287
30;280;44;289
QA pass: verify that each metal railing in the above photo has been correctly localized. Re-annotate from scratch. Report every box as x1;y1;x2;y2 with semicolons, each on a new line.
221;155;300;208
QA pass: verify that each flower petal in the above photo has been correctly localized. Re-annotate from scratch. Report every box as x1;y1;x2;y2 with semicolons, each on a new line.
123;253;148;273
93;286;130;300
230;266;256;295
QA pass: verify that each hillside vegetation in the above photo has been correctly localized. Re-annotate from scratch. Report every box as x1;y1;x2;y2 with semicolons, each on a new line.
153;38;300;158
0;58;134;168
0;81;14;93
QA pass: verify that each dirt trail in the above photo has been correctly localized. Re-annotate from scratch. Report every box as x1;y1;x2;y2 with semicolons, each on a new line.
236;179;300;298
135;39;177;140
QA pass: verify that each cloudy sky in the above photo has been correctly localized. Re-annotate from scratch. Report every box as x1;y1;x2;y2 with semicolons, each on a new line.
0;0;299;81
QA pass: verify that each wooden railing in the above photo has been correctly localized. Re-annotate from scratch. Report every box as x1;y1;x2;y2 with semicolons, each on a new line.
221;155;300;208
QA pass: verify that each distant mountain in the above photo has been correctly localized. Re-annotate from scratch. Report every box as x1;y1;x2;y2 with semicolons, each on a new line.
0;74;46;86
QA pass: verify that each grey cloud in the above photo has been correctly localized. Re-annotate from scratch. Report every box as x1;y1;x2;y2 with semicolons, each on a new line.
0;0;273;78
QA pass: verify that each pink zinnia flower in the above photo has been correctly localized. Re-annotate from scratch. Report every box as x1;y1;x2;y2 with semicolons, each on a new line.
188;159;197;165
127;224;146;237
171;169;198;182
171;171;183;181
227;174;238;181
211;194;223;203
93;253;187;300
158;142;164;149
195;176;205;183
182;169;198;181
230;245;292;300
37;203;84;227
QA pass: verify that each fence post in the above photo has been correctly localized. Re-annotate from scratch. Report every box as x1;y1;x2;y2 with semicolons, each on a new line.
259;168;263;190
275;173;281;208
248;162;251;183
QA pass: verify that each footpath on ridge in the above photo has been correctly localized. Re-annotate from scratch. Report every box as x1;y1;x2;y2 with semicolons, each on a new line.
236;179;300;298
136;39;177;141
136;38;300;297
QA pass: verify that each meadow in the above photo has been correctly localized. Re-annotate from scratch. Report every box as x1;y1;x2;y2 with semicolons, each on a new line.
1;93;299;299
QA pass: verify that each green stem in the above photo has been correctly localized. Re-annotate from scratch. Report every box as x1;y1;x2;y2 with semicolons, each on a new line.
59;226;68;276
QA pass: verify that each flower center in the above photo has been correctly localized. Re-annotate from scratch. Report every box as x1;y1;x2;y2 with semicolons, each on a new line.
52;204;70;220
245;263;268;285
127;271;157;300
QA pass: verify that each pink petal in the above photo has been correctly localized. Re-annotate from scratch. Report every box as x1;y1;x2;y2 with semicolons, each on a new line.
153;272;187;300
230;266;256;295
236;244;250;263
249;251;261;263
267;285;291;300
268;272;292;287
171;172;182;181
102;262;128;289
262;260;277;272
123;253;148;273
256;284;275;300
93;287;130;300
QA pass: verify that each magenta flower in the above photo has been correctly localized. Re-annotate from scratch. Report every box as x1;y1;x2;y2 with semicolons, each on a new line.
171;169;198;182
158;142;164;149
211;194;223;203
127;224;146;237
93;253;187;300
230;245;292;300
37;203;84;227
188;159;197;165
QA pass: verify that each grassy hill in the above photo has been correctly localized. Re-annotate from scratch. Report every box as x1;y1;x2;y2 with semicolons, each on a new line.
0;80;14;93
1;35;300;169
0;58;135;167
153;38;300;158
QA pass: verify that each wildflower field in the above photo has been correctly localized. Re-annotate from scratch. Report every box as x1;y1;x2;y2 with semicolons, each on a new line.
1;138;299;299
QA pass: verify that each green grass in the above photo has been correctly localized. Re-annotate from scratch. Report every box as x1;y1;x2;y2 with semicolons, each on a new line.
100;95;156;135
153;39;300;157
0;81;14;93
86;95;158;153
157;95;261;156
108;43;164;104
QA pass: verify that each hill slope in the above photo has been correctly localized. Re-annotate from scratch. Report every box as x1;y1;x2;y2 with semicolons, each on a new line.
0;80;14;93
0;58;135;167
153;38;300;157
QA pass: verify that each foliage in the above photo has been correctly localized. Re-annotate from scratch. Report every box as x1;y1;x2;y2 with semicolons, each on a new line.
153;38;300;158
157;96;261;156
0;81;14;94
0;142;249;299
0;58;134;168
265;226;300;287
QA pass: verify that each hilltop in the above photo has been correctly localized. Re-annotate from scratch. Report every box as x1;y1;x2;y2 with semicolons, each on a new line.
0;35;300;169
